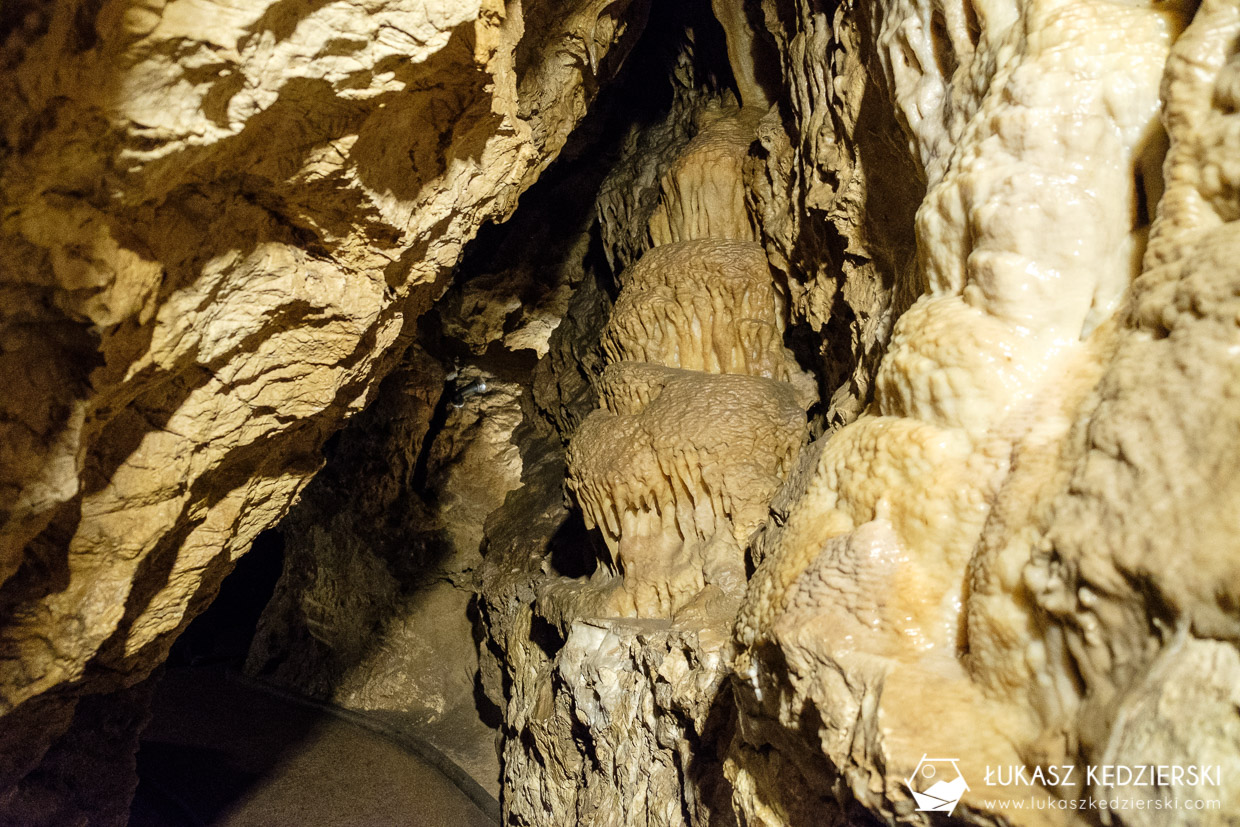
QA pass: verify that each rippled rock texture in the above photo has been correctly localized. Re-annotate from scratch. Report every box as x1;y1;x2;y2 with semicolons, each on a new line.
489;1;1240;825
730;1;1240;824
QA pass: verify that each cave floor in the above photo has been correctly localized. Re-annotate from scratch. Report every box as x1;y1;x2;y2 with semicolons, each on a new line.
130;667;499;827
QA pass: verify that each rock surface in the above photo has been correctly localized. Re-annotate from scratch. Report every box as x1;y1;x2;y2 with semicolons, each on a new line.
5;0;1240;824
727;0;1240;824
241;343;513;791
477;24;779;822
490;1;1240;825
0;0;648;819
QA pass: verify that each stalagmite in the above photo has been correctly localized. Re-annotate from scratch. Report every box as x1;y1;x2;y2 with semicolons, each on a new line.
569;107;811;617
4;0;1240;824
568;366;804;614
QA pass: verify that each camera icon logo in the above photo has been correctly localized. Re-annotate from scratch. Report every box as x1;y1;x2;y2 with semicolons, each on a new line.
905;755;969;814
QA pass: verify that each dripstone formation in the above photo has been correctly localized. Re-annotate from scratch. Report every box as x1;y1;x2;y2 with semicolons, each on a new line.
568;234;812;617
3;0;1240;825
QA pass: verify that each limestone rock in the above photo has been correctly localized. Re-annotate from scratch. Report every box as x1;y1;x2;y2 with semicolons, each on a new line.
1022;3;1240;816
7;0;1240;824
749;0;926;427
568;365;804;616
729;1;1240;825
0;0;649;816
568;117;809;621
647;107;763;246
602;240;799;382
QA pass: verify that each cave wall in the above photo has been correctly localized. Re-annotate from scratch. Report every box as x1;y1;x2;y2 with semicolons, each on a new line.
733;0;1240;823
749;0;925;430
240;106;625;790
0;0;650;821
3;0;1240;825
473;9;776;823
483;0;1240;824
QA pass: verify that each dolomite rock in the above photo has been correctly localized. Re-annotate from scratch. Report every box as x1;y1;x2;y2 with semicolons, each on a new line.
0;0;649;818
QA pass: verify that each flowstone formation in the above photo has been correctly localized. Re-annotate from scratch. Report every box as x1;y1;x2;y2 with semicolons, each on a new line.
726;0;1240;824
568;236;811;617
479;88;815;822
471;1;1240;823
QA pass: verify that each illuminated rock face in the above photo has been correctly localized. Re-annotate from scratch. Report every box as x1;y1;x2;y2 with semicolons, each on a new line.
0;0;646;820
485;94;812;824
567;110;811;619
728;1;1240;824
5;0;1240;824
647;109;763;246
568;365;804;615
603;241;792;380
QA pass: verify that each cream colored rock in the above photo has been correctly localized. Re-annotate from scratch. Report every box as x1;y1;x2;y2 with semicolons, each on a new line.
873;295;1068;439
496;27;809;820
602;239;810;392
732;0;1199;824
568;366;804;616
571;111;811;621
1016;4;1240;818
647;107;763;246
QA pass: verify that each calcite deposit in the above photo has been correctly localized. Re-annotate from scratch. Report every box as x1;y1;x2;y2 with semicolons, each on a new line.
728;0;1239;824
565;100;813;617
493;0;1240;824
4;0;1240;824
477;98;810;822
569;365;804;615
647;110;762;246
